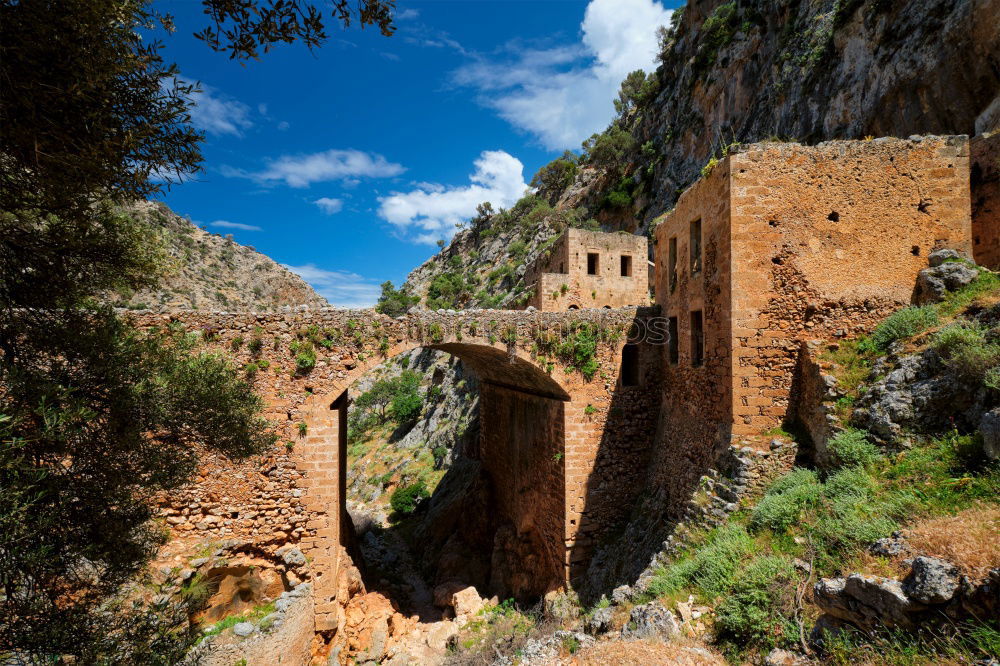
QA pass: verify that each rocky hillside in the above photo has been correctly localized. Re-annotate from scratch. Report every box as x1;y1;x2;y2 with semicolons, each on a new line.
344;348;480;526
112;200;328;311
401;0;999;310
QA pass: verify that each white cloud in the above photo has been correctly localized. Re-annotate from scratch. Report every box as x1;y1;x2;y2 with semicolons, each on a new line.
284;264;382;308
186;81;254;137
397;8;419;20
313;197;344;214
221;149;405;188
377;150;527;245
452;0;673;150
209;220;262;231
277;121;290;131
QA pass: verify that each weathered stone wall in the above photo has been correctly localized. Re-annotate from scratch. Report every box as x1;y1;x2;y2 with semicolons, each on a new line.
566;338;664;585
729;137;972;435
972;132;1000;269
478;384;565;599
525;229;649;310
652;156;734;509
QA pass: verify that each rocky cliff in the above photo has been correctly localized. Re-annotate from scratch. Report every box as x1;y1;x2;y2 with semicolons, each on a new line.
403;0;1000;307
112;201;328;311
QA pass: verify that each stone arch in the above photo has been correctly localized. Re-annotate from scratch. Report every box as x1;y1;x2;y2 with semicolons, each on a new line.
296;339;572;630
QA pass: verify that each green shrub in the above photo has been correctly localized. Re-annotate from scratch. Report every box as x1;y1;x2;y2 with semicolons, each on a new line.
291;341;316;373
714;555;796;647
827;428;881;469
390;370;423;424
933;321;986;356
933;322;1000;382
375;280;419;317
749;468;822;533
390;479;429;515
648;524;758;600
529;152;579;198
426;272;466;310
859;306;939;354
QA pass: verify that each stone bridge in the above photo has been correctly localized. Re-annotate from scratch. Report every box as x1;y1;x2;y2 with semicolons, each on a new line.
134;307;662;631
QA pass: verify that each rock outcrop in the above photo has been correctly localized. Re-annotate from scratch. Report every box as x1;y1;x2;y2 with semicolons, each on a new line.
812;556;999;639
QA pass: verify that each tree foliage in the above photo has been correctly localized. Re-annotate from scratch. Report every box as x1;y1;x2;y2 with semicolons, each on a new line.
581;126;637;177
0;0;202;247
613;69;659;117
196;0;396;60
389;479;429;516
390;370;424;424
0;0;311;659
530;151;579;203
376;280;419;317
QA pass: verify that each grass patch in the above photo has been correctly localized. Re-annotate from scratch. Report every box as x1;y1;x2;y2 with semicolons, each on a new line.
827;428;882;469
858;305;938;355
199;601;275;641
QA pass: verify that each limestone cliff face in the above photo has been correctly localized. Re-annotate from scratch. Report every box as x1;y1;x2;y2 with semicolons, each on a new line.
638;0;1000;220
112;201;328;311
404;0;999;304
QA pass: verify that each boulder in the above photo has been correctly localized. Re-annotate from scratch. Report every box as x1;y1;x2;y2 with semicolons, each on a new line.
869;533;909;557
979;408;1000;461
621;600;681;640
765;648;811;666
902;556;960;604
611;584;632;604
584;607;613;635
451;586;484;618
432;581;466;609
914;262;979;304
814;574;925;630
928;248;961;267
232;621;256;637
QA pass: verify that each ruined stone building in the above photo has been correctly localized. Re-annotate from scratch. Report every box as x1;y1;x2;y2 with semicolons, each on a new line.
652;136;974;482
522;228;650;311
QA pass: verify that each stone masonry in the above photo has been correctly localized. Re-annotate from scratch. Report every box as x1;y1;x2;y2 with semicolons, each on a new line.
522;228;650;311
149;134;995;653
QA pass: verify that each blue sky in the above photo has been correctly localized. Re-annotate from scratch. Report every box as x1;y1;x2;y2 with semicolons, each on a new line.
154;0;676;306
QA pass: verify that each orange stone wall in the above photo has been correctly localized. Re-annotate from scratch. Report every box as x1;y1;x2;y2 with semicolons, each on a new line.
972;132;1000;269
728;137;972;435
652;158;735;506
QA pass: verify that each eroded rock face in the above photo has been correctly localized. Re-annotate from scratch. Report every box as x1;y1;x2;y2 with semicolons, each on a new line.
978;408;1000;460
915;262;980;304
902;556;961;604
851;351;988;445
812;556;997;641
621;600;681;641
